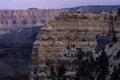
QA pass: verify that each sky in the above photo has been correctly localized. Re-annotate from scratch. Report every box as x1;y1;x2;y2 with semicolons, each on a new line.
0;0;120;9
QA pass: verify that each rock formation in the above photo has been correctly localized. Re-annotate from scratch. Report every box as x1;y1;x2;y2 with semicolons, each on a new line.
0;5;120;79
0;5;120;27
0;9;63;79
0;9;63;27
30;12;120;80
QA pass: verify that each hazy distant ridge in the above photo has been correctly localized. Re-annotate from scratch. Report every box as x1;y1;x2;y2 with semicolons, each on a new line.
65;5;120;13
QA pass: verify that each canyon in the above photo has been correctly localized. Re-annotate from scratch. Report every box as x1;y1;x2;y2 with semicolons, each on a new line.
0;5;120;27
0;5;120;79
30;12;120;80
0;9;62;27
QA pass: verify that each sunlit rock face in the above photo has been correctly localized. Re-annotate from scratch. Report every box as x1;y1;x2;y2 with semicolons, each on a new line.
32;12;113;64
30;12;120;80
105;42;120;73
0;6;120;80
0;9;63;27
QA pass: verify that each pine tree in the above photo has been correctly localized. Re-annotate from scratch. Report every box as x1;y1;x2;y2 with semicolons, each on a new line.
51;65;55;80
117;8;120;16
75;48;84;80
57;63;66;79
96;49;109;80
111;66;119;80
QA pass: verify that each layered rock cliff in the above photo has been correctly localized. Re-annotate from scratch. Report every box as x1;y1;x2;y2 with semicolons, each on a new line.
30;12;120;80
32;12;120;63
0;9;63;27
0;5;120;79
0;5;120;27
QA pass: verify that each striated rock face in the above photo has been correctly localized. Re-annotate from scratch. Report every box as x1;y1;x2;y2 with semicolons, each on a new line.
0;8;64;79
0;5;120;79
30;12;120;80
0;5;120;27
0;9;63;27
32;12;120;63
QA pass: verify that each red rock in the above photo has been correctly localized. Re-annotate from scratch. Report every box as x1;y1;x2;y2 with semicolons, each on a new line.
0;9;63;27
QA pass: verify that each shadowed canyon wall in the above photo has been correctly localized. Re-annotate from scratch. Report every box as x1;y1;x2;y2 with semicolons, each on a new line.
0;5;120;79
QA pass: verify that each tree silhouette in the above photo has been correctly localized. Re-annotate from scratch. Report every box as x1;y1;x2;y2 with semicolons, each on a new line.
111;26;117;43
75;48;84;80
57;63;66;79
75;49;95;80
50;65;56;80
111;66;120;80
117;8;120;16
96;49;109;80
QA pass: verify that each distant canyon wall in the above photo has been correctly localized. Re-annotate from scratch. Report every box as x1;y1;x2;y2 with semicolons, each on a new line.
0;9;63;27
0;5;120;27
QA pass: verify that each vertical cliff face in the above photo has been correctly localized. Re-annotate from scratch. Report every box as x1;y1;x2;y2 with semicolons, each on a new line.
32;12;118;64
30;12;120;80
0;9;64;79
0;9;63;27
0;5;120;79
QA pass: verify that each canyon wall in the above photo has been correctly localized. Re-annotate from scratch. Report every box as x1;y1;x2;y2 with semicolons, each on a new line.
0;5;120;79
0;5;120;27
0;9;63;79
30;12;120;80
0;9;63;27
32;12;120;64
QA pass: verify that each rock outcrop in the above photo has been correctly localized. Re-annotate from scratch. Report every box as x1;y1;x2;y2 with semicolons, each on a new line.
32;12;120;63
0;8;63;79
30;12;120;80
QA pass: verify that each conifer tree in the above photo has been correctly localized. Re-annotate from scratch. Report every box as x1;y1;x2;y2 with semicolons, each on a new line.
111;66;120;80
117;8;120;16
96;49;109;80
51;65;55;80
